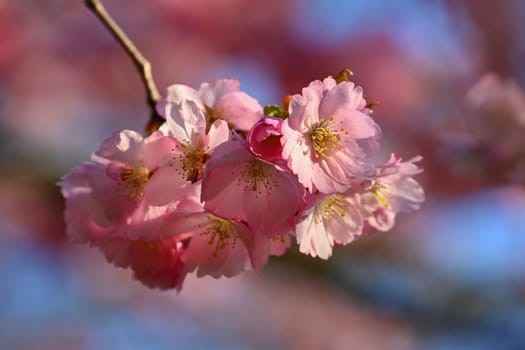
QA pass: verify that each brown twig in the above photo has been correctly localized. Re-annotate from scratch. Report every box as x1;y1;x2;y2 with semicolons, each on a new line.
85;0;164;134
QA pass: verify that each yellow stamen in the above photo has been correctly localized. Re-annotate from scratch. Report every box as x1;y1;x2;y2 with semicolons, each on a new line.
238;159;275;195
202;217;238;257
174;144;210;183
120;163;150;200
310;117;346;159
315;195;347;223
370;183;390;208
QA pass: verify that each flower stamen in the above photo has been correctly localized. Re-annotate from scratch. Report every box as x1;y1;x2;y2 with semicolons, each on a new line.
238;159;276;195
202;218;238;257
174;144;210;183
315;195;347;223
370;183;390;208
120;163;150;200
310;117;347;158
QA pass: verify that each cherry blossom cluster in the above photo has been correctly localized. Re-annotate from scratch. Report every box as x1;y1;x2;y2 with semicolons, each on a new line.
60;75;425;290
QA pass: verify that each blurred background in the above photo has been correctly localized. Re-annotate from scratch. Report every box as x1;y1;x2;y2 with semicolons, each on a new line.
1;0;525;349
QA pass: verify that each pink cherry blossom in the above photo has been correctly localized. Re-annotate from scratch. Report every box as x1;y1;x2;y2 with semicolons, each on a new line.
99;235;187;291
162;211;291;276
60;162;116;244
201;140;305;237
159;99;230;183
161;211;253;278
60;73;426;291
60;129;190;242
200;79;264;131
359;154;425;232
160;182;289;276
281;77;381;193
296;191;363;260
160;79;263;132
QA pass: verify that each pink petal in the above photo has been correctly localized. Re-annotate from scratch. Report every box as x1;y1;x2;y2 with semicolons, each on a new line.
318;80;362;118
203;142;304;235
94;130;144;165
126;203;167;240
162;100;206;144
242;169;303;236
288;94;321;132
60;163;112;244
202;161;247;221
99;236;187;290
161;212;210;238
182;218;252;278
164;83;203;107
250;234;291;274
366;207;396;232
140;133;178;170
336;109;380;141
326;196;363;244
199;79;240;106
215;91;263;130
296;210;333;260
206;119;230;149
142;166;189;206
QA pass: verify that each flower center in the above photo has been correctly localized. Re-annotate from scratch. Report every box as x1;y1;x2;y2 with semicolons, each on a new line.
238;159;275;195
309;117;347;158
120;163;150;200
174;144;210;183
370;183;390;208
202;217;238;257
315;195;347;223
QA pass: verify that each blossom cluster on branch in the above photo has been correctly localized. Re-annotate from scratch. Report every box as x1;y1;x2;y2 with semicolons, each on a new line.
60;75;425;290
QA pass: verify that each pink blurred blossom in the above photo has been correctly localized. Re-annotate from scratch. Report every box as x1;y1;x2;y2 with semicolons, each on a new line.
100;236;187;291
359;154;425;232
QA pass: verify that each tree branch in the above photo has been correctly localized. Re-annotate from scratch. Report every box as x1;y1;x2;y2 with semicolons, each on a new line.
85;0;164;134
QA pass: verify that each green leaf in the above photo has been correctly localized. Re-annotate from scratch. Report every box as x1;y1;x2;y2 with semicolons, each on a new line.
264;105;289;119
